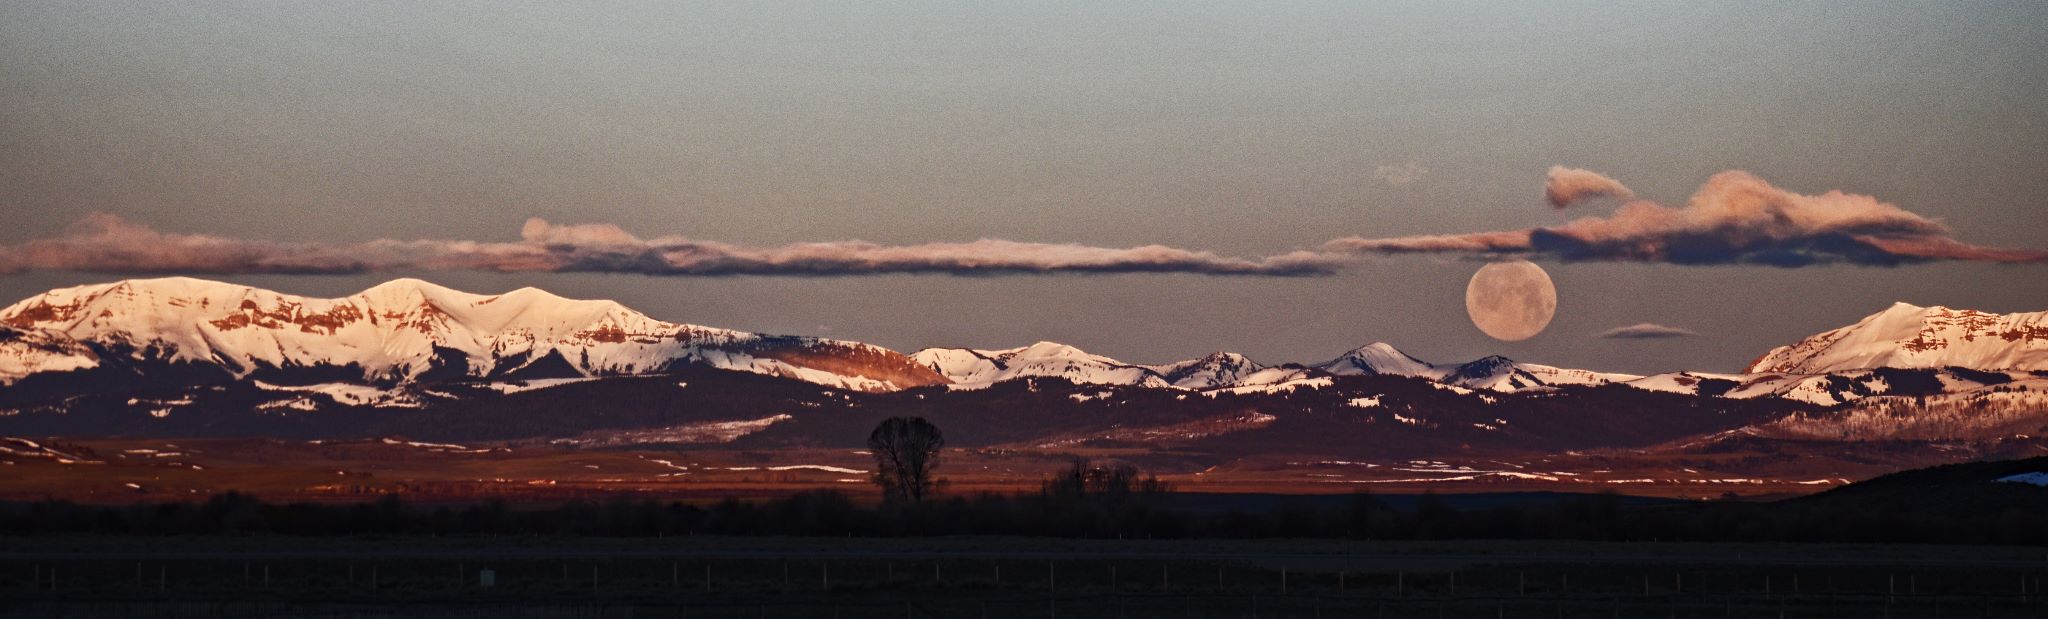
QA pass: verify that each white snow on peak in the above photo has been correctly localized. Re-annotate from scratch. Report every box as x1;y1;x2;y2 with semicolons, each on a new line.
1144;352;1264;389
0;277;930;391
1748;303;2048;373
911;341;1170;389
912;338;1637;395
1314;342;1442;379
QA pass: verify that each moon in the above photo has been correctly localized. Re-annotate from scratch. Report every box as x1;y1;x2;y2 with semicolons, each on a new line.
1465;260;1557;342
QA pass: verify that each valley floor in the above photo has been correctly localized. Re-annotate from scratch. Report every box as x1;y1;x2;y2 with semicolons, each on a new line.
6;436;2046;503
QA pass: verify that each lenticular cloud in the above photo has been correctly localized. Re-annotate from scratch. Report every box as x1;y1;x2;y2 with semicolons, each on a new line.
1599;323;1701;339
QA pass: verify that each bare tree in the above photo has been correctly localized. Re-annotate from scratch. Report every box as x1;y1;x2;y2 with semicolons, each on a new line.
866;417;944;503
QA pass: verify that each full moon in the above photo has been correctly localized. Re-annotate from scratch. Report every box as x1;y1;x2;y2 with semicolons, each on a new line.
1465;260;1557;342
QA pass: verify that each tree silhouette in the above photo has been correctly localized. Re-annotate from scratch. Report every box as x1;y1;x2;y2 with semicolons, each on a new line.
866;416;944;503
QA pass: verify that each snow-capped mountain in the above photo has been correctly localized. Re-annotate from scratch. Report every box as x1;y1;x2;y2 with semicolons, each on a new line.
9;278;2036;417
1748;302;2048;374
906;339;1638;394
0;277;943;392
1145;352;1264;389
910;341;1171;389
1625;366;2033;406
1312;344;1638;393
1312;342;1439;379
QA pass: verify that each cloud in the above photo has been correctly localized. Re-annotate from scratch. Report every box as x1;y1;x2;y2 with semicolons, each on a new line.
0;214;1343;277
1544;166;1635;208
5;169;2036;278
1599;323;1701;339
1327;169;2048;267
1373;162;1429;187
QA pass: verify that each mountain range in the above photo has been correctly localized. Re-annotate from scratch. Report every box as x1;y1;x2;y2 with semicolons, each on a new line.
1;278;2043;451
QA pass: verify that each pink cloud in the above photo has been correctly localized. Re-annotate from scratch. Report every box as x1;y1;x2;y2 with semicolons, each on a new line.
1329;170;2046;267
1544;166;1635;209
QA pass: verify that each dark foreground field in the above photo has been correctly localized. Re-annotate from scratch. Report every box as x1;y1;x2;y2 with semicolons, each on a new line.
6;537;2048;618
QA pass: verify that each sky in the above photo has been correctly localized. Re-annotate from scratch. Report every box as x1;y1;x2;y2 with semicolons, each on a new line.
2;1;2045;374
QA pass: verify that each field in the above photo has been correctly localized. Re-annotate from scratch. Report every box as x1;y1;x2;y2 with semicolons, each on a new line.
13;435;2041;504
5;537;2048;617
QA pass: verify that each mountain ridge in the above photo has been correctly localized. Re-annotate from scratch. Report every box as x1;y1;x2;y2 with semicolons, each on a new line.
4;277;2041;408
1747;302;2048;374
0;277;944;392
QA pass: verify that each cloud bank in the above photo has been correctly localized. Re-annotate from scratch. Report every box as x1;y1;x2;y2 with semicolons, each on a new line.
2;169;2037;278
1544;166;1635;208
1599;323;1701;339
0;214;1341;277
1329;170;2047;267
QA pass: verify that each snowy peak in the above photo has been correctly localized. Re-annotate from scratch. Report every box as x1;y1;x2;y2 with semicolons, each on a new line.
1148;352;1264;389
1441;356;1528;388
1747;303;2048;374
0;277;944;392
1313;342;1440;379
910;342;1169;389
909;338;1635;395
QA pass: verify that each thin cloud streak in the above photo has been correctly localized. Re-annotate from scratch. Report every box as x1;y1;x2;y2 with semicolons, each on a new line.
1373;162;1429;187
0;214;1342;277
1600;323;1701;339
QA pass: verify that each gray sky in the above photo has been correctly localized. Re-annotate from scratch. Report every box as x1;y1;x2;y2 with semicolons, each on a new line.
3;1;2044;374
